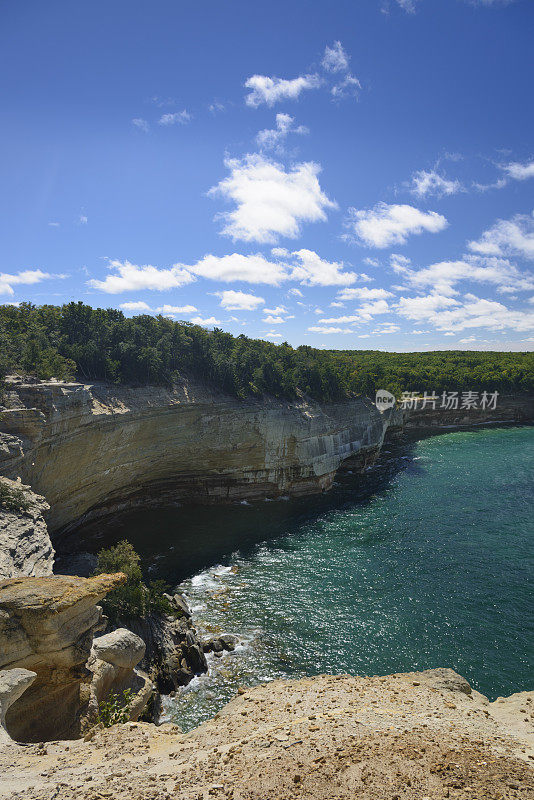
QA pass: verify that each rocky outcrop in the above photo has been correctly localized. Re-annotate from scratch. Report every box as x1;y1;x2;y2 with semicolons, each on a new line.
0;668;36;744
1;669;532;799
0;379;397;534
0;478;54;580
86;629;154;728
0;572;125;742
121;593;208;693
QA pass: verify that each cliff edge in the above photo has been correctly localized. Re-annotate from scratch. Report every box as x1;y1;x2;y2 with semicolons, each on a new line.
0;378;399;533
1;668;532;799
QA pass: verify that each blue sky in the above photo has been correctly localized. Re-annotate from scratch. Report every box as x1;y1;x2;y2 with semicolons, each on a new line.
1;0;533;351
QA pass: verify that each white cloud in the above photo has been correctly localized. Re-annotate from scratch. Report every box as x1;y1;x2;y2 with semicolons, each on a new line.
244;74;321;107
336;287;394;301
319;300;390;324
322;41;349;73
290;249;357;286
209;154;336;244
408;169;463;198
48;222;60;227
331;74;361;100
373;323;400;334
88;260;195;293
256;113;308;151
158;110;191;126
468;211;534;260
308;325;353;334
215;290;265;311
364;257;379;267
0;269;61;296
398;255;534;296
395;0;418;12
287;287;303;297
190;253;289;285
208;102;225;114
120;301;152;312
262;331;283;339
396;294;460;321
499;160;534;181
263;305;288;315
190;316;221;327
132;118;149;132
263;315;287;324
345;202;448;248
157;304;198;315
398;292;534;333
79;214;88;225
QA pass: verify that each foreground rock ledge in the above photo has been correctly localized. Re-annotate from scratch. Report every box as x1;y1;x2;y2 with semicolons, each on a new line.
1;668;532;800
0;572;126;742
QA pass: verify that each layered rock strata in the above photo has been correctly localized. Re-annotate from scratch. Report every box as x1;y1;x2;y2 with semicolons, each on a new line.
0;379;399;534
0;478;54;580
0;572;125;742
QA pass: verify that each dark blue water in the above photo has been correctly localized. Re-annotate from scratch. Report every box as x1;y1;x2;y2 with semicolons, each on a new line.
84;426;534;730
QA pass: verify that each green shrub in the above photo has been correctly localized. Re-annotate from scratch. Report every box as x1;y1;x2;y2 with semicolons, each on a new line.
97;688;133;728
0;481;30;512
94;540;173;623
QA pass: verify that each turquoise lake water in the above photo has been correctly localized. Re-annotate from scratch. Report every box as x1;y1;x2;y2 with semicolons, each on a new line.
89;426;534;731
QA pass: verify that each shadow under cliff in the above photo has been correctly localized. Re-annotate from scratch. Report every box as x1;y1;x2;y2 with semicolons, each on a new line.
55;434;422;585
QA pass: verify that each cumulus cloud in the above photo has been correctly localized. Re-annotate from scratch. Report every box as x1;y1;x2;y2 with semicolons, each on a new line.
0;269;63;296
88;260;195;293
120;301;152;312
209;154;336;244
397;292;534;332
256;113;308;151
345;202;448;248
244;74;321;107
215;290;265;311
158;110;192;125
190;316;221;327
468;211;534;260
308;325;353;334
322;41;350;73
157;304;198;315
190;253;290;285
319;300;390;325
408;169;463;198
395;255;534;296
336;287;394;301
290;249;358;286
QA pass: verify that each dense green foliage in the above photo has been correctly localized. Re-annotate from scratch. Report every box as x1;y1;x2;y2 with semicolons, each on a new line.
94;540;173;624
0;480;30;513
1;301;533;399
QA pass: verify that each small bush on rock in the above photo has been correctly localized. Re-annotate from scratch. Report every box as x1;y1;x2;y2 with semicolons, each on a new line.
97;688;133;728
94;540;174;624
0;481;30;512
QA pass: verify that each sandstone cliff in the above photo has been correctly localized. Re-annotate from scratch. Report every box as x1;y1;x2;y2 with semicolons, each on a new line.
0;572;125;742
1;668;532;799
0;478;54;580
0;379;398;533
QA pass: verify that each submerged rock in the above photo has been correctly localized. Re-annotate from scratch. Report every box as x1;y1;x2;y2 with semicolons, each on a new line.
0;572;125;742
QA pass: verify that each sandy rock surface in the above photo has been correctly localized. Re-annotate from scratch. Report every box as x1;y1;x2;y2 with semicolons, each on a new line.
1;668;532;800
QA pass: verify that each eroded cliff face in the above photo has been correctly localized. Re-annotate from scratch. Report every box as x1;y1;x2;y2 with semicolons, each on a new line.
0;478;54;580
0;379;397;534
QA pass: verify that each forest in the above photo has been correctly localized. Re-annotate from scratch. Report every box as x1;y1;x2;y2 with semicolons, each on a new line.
1;302;533;401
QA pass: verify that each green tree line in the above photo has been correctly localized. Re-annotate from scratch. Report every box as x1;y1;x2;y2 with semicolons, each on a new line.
1;302;532;400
